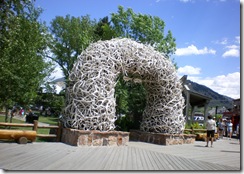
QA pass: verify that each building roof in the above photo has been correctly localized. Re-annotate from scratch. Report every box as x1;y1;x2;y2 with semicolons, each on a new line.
181;75;212;107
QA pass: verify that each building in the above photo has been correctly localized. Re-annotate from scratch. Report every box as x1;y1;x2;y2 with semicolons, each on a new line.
223;98;240;133
181;75;212;124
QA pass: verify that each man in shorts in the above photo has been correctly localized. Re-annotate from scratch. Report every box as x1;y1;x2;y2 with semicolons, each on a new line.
206;115;216;147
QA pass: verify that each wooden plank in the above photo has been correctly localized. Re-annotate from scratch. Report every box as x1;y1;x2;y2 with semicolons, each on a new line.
140;146;155;170
120;145;129;170
14;145;71;170
0;144;58;169
156;152;175;170
126;147;140;170
133;146;145;170
148;150;170;170
0;141;240;170
153;151;175;170
43;146;92;170
114;146;126;170
145;150;160;170
125;146;133;170
105;147;121;170
108;147;127;170
36;134;57;138
37;125;59;129
128;146;138;170
69;147;103;170
176;156;205;170
84;147;112;170
167;154;190;170
136;147;148;170
102;147;119;170
131;146;142;170
0;122;33;127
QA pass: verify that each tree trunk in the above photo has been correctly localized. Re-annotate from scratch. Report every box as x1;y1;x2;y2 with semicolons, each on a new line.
10;115;13;123
4;105;9;123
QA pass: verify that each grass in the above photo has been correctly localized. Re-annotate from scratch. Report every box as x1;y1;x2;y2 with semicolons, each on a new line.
38;116;59;125
0;115;60;142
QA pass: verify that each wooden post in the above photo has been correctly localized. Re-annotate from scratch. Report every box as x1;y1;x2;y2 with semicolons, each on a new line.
33;120;38;131
204;101;209;124
191;127;194;134
186;92;190;124
33;120;38;142
56;121;62;142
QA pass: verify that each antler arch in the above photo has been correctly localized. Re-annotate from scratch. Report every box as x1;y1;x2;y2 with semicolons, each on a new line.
62;38;185;134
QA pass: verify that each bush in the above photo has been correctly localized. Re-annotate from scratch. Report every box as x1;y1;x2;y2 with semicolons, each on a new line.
186;122;206;129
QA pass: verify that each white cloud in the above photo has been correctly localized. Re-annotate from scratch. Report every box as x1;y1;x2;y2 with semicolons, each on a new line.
235;36;240;44
217;36;240;58
220;39;228;45
226;45;239;49
222;45;239;58
177;65;201;75
175;45;216;56
186;72;240;99
213;38;228;45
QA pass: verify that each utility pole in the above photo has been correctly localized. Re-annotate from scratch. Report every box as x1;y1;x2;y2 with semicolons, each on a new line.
215;106;218;118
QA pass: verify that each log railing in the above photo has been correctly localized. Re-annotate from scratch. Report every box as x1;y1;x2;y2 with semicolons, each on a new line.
184;128;207;134
0;120;62;142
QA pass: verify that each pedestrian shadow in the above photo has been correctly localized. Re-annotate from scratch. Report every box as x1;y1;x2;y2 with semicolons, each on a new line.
229;142;239;145
221;150;240;153
194;145;207;148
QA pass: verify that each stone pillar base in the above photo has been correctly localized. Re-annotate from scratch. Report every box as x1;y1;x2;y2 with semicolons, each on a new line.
129;130;196;145
61;128;130;146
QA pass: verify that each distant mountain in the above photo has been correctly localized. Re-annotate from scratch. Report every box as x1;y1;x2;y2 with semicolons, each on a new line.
186;80;233;109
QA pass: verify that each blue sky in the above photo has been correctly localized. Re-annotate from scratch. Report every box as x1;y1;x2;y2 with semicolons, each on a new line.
34;0;241;99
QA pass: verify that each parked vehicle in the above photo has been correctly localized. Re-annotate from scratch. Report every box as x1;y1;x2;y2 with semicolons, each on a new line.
193;112;204;126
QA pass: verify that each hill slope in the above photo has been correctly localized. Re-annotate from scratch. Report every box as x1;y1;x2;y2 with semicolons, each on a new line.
186;80;233;109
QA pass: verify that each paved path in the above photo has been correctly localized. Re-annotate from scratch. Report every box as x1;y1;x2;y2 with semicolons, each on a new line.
0;138;240;171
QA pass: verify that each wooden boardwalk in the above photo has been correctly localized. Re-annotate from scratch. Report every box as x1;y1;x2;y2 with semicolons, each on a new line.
0;138;240;171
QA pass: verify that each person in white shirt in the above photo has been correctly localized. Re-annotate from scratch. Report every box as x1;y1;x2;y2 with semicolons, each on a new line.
205;115;216;147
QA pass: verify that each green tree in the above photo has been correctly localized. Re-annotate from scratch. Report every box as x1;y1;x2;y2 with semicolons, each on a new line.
109;6;177;130
110;5;176;58
94;16;117;40
47;6;177;130
115;75;129;117
35;88;65;117
0;0;51;122
48;15;97;81
115;74;147;131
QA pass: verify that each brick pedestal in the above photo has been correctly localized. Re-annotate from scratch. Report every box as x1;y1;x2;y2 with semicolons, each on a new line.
129;130;196;145
61;128;130;146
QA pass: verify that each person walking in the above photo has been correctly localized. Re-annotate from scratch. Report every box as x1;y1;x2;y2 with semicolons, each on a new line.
205;115;216;147
227;120;233;140
218;118;225;139
236;123;240;144
223;119;228;137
